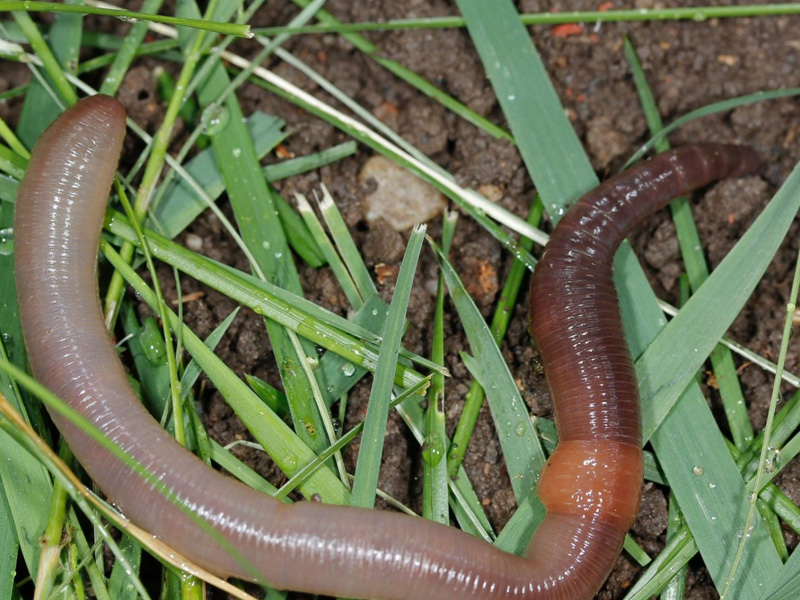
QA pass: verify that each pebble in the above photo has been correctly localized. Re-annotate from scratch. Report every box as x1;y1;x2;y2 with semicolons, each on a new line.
359;156;447;231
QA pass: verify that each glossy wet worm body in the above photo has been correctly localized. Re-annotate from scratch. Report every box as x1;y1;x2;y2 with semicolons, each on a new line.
14;95;759;599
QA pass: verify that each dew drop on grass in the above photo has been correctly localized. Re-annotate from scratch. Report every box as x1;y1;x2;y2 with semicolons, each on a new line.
764;446;781;473
340;362;356;377
0;227;13;255
200;103;230;136
422;435;445;467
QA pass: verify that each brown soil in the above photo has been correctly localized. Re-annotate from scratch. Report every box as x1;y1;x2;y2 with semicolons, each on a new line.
4;1;800;599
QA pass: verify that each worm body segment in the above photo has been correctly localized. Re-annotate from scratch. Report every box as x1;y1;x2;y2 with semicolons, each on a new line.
14;96;759;599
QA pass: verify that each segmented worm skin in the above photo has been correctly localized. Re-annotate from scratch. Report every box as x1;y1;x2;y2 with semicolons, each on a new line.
14;95;759;600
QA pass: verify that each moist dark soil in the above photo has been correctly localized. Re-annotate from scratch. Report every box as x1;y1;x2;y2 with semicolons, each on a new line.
4;1;800;599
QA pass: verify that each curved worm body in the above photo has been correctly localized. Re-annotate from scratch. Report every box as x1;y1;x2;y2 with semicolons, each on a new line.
14;96;759;600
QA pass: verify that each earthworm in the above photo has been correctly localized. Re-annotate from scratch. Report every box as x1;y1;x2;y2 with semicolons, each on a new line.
14;95;759;600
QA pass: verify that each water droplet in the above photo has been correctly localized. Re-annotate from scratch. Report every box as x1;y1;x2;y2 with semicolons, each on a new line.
340;362;356;377
692;465;704;476
514;422;526;437
200;103;230;136
0;227;13;255
422;436;445;466
306;356;319;369
232;147;242;158
764;446;781;473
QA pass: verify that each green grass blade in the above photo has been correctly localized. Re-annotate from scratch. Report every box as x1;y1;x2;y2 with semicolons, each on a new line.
107;534;144;600
192;42;334;458
433;240;545;502
295;192;362;308
423;211;456;524
624;36;752;449
13;5;79;146
263;141;357;182
318;185;378;300
455;0;596;213
0;343;50;578
623;526;697;600
761;549;800;600
150;111;287;238
351;226;425;508
0;2;251;38
0;480;18;600
637;167;800;441
258;5;800;35
273;190;326;268
651;388;780;599
98;0;164;96
209;439;280;496
624;87;800;170
448;199;542;477
103;210;428;389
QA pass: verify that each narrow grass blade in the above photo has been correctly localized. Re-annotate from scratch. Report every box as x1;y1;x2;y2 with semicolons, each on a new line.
13;7;78;146
623;526;697;600
433;240;545;502
4;2;251;38
107;534;144;600
103;211;428;389
209;439;280;496
760;541;800;600
448;199;542;477
423;211;456;524
351;226;425;508
192;35;336;455
263;141;357;182
0;342;50;577
625;36;752;449
624;87;800;170
259;6;800;35
651;387;780;599
296;192;362;308
150;111;286;238
456;0;596;213
98;0;164;96
0;481;17;600
318;184;378;300
638;165;800;441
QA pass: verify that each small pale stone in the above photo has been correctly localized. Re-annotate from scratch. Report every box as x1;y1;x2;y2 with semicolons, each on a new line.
185;233;203;252
359;156;447;231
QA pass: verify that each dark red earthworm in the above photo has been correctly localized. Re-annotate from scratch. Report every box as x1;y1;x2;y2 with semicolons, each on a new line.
14;95;759;599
